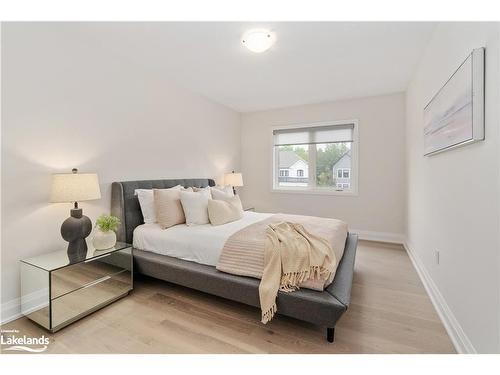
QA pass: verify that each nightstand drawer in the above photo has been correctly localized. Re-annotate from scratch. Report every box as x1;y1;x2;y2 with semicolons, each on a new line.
51;270;132;331
51;248;132;299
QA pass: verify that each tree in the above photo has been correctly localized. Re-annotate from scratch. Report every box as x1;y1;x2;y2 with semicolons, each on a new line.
316;143;349;186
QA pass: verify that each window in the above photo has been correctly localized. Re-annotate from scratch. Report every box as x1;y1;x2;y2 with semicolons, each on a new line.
273;121;357;193
336;168;350;179
279;169;289;177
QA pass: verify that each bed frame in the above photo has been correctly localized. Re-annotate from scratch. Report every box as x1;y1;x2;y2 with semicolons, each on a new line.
111;178;357;343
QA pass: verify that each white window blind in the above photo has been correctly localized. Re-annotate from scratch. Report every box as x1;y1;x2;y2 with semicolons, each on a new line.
273;123;354;146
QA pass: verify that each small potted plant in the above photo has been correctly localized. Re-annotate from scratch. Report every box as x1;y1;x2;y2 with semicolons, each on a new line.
92;214;121;250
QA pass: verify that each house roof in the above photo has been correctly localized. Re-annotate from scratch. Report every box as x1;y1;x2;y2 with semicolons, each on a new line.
332;149;352;168
279;150;306;168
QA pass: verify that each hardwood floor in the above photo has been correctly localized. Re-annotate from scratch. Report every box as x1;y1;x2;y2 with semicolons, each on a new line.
1;240;455;354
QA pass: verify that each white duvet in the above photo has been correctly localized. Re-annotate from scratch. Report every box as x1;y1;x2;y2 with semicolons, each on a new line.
133;211;273;266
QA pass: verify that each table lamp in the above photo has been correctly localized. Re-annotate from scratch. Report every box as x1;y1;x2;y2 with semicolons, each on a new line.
50;168;101;254
224;171;244;195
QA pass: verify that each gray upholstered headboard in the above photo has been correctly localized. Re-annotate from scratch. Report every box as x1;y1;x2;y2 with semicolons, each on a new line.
111;178;216;244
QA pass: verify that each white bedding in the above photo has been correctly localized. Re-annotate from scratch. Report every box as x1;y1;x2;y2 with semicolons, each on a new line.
133;211;273;266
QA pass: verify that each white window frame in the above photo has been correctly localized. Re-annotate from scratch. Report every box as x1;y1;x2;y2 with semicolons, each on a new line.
271;119;359;196
297;169;304;177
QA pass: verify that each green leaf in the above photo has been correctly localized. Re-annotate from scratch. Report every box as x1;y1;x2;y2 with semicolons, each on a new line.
95;214;121;232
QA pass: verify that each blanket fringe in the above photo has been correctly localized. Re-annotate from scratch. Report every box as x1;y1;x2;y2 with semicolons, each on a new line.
261;302;277;324
279;269;309;291
310;265;332;280
279;266;332;293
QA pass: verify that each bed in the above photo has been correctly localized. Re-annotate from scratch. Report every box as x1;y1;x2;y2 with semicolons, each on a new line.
111;178;358;342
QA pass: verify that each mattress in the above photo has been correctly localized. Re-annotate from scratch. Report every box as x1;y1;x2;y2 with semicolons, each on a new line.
133;211;273;266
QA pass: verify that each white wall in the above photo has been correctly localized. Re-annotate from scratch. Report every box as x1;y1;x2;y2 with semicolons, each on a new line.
240;93;406;241
0;23;241;321
405;22;500;353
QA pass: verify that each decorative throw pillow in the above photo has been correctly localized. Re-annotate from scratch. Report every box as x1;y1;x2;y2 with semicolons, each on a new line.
135;185;182;223
208;195;244;226
211;185;234;196
180;189;211;226
153;189;186;229
211;189;243;211
210;187;235;201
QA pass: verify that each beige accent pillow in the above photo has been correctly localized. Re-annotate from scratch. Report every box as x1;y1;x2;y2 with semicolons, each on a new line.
135;185;182;224
211;188;234;201
153;189;186;229
208;195;244;226
211;190;243;211
211;185;234;196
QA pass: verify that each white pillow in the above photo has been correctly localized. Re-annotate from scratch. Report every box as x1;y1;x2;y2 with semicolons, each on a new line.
135;185;182;223
211;185;234;196
180;189;211;226
192;186;213;198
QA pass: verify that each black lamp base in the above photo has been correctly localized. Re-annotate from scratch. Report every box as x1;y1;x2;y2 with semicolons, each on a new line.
61;207;92;259
67;239;88;262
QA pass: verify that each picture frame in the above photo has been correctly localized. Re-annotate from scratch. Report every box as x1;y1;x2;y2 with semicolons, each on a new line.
423;47;485;156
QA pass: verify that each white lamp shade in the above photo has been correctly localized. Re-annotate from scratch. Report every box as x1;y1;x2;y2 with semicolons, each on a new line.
50;173;101;203
224;172;244;187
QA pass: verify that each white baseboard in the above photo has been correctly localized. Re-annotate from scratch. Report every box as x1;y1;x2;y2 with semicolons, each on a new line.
403;241;476;354
1;289;48;325
350;229;405;244
1;297;22;325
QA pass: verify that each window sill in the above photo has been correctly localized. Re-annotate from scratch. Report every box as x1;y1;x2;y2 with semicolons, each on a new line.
271;188;358;197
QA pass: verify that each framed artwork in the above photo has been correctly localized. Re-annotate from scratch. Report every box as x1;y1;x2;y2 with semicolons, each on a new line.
424;47;485;156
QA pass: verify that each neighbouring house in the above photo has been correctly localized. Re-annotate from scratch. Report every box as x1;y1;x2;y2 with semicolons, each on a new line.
332;150;351;190
278;150;308;185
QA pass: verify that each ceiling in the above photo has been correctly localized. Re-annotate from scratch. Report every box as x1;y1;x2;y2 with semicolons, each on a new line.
72;22;436;112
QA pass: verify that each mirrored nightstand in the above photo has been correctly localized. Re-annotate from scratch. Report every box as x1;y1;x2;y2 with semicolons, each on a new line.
20;242;133;332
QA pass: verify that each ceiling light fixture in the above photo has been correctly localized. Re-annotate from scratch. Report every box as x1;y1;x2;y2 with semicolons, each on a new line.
242;29;276;53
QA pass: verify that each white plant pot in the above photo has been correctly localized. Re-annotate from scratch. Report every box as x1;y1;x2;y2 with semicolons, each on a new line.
92;229;117;250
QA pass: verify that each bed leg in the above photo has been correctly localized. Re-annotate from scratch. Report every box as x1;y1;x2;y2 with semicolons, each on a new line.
326;327;335;343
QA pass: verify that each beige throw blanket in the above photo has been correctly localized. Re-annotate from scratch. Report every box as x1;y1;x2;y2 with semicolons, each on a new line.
259;222;336;323
216;214;348;322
